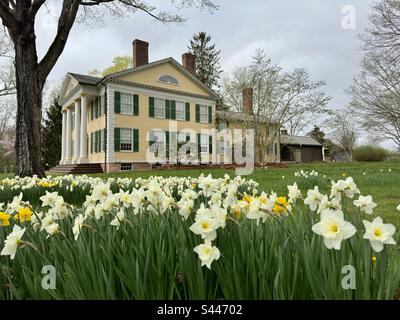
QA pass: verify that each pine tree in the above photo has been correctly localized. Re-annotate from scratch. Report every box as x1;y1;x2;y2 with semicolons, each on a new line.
189;32;222;89
42;95;62;170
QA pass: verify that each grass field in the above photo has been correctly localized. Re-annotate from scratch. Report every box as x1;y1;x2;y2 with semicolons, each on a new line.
1;160;399;224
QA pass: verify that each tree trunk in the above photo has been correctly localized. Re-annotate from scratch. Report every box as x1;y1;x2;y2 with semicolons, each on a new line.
13;21;45;177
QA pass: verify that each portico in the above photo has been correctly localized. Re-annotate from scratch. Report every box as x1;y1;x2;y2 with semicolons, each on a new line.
60;95;90;165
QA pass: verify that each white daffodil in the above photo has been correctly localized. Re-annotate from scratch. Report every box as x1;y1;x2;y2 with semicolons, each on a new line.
72;214;86;241
91;183;112;201
177;199;194;220
110;208;125;230
353;195;377;215
318;195;342;214
1;225;26;260
312;211;356;250
7;193;23;213
198;174;219;197
287;183;302;203
189;205;217;241
193;240;221;269
363;217;396;252
39;191;63;208
117;189;134;208
397;204;400;212
40;215;59;236
304;186;323;211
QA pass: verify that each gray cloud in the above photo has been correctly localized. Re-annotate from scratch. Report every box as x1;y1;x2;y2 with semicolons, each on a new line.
34;0;374;110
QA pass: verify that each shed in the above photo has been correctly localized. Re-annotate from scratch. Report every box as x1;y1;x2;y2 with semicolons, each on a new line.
280;134;324;163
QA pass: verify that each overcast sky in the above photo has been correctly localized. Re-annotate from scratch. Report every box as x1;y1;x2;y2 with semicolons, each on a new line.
33;0;374;110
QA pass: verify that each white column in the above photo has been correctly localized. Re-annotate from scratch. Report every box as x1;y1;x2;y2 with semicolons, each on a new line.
60;111;67;164
79;96;88;163
73;100;81;163
66;108;72;162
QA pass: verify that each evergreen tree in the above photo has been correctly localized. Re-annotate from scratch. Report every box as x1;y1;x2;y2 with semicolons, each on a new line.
42;94;62;170
189;32;222;89
308;126;326;144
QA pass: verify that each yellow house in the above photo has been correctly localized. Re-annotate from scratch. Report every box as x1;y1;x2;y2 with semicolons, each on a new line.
58;39;218;173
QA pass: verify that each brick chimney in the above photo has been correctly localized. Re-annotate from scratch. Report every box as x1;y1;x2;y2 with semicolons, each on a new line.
242;88;253;114
133;39;149;68
182;53;196;76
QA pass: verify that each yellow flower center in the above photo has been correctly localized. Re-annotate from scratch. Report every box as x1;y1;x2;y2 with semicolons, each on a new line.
374;228;382;237
330;224;338;233
201;222;209;230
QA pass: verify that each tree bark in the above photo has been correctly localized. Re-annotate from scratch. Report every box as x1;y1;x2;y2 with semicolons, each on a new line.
13;18;45;177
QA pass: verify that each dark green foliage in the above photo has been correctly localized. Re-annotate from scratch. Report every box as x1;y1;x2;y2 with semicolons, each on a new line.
41;95;62;170
189;32;222;89
353;145;389;162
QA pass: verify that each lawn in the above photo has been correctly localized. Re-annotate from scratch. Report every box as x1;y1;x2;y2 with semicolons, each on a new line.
85;160;400;226
1;160;399;225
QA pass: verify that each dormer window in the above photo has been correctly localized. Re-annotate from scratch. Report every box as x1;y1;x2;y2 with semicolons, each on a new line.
159;75;179;85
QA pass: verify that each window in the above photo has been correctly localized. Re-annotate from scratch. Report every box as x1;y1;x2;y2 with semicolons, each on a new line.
200;134;209;153
121;128;133;151
154;98;165;118
176;101;185;121
121;163;133;171
218;138;225;155
121;93;133;115
150;130;166;152
200;105;208;123
159;75;179;85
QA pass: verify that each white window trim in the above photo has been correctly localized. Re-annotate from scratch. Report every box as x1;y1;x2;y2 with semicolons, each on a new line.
120;128;133;152
157;75;180;86
175;101;186;121
154;98;166;119
120;93;134;115
199;105;209;124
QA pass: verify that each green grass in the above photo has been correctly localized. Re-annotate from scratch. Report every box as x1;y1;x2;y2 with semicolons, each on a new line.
86;160;400;226
2;160;399;225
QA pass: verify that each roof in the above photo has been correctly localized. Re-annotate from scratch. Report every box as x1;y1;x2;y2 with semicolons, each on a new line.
216;110;278;124
68;73;102;85
67;57;217;99
280;135;322;146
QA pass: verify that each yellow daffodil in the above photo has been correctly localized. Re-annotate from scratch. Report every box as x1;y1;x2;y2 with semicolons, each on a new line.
273;197;290;215
0;212;11;227
242;193;252;204
14;207;32;223
372;256;377;264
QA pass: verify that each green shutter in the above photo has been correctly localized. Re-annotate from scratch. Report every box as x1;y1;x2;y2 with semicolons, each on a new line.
103;129;107;152
114;92;121;114
209;135;213;154
185;103;190;121
149;97;154;117
133;94;139;116
133;129;139;152
149;130;155;148
95;99;99;119
91;103;94;121
171;100;176;120
98;130;101;152
208;106;212;124
114;128;120;152
98;97;102;117
165;100;171;119
197;134;201;160
186;133;190;142
90;132;93;153
195;104;200;123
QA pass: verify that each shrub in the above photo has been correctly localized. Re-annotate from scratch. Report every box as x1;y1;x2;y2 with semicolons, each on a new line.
353;145;389;162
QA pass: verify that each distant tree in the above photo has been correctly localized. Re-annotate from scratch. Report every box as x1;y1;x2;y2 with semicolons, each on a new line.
189;31;222;89
42;93;62;170
222;49;330;163
308;126;326;144
349;0;400;148
327;111;358;161
88;55;133;77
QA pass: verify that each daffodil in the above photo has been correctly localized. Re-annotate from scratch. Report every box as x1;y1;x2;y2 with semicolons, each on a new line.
193;240;220;269
287;183;302;203
312;211;356;250
72;214;86;240
363;217;396;252
273;197;290;215
0;212;11;227
304;186;323;211
14;207;32;223
110;209;125;230
353;195;377;215
1;225;26;260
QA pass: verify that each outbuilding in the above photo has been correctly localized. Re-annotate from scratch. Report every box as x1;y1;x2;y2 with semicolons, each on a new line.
280;133;324;163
